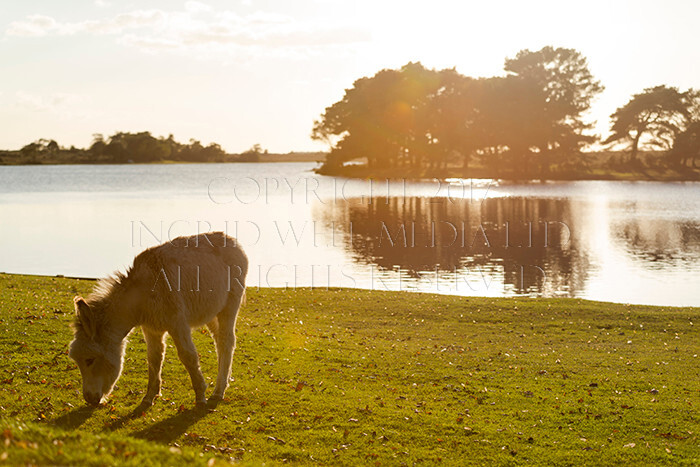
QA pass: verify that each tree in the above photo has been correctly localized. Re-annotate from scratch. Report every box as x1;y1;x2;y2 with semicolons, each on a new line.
313;47;602;177
179;138;205;162
239;144;264;162
104;133;128;162
669;121;700;169
668;89;700;169
505;46;603;118
89;134;107;159
46;140;59;154
474;76;548;174
418;69;482;170
503;46;603;173
604;85;692;161
202;143;226;162
312;68;400;169
19;139;61;161
101;132;171;163
20;142;41;158
312;62;441;170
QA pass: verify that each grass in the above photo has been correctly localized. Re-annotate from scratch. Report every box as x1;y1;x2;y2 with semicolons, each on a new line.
0;273;698;465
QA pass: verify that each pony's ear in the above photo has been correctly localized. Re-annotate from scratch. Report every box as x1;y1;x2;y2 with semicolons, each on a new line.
74;296;97;339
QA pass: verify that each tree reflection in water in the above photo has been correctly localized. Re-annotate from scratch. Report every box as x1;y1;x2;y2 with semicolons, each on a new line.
314;196;589;296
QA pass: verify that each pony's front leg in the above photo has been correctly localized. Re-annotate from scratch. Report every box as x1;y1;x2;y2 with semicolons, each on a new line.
142;327;166;406
169;324;207;406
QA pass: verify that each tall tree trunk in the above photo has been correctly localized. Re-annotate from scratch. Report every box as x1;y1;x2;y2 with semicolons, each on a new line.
630;131;642;162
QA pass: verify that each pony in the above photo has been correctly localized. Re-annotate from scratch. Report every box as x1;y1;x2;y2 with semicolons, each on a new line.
68;232;248;407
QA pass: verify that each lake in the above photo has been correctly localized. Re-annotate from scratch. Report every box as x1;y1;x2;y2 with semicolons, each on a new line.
1;163;699;306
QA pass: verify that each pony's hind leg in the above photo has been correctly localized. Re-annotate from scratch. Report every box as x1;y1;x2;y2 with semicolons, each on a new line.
206;317;219;342
169;322;208;406
206;317;221;396
209;292;243;401
142;327;166;406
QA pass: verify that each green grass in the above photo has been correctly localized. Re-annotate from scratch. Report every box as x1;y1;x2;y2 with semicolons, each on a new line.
0;273;698;465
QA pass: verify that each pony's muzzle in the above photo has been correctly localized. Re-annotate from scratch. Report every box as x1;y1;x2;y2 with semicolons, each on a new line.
84;392;102;406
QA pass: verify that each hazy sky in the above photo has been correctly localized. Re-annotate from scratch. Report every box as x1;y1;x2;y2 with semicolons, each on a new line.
1;0;699;152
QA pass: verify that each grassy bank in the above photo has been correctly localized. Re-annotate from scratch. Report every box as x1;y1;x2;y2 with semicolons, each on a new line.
0;273;698;465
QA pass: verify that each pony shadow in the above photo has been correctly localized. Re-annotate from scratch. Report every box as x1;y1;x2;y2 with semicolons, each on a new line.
52;405;96;430
131;400;220;444
103;400;156;432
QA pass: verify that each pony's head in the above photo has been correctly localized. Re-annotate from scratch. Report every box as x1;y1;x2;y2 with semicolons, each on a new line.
69;296;124;406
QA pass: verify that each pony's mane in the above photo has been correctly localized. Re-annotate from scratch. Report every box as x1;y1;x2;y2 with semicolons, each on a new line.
91;269;130;302
72;268;131;335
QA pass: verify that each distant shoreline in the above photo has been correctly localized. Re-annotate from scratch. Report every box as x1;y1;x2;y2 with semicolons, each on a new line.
0;152;326;166
3;150;699;183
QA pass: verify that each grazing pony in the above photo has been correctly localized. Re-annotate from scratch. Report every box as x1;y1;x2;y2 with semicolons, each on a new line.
69;232;248;407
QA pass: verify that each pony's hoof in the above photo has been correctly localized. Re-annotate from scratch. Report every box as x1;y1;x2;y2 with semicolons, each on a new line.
208;394;224;402
140;398;155;407
140;391;160;407
195;400;208;409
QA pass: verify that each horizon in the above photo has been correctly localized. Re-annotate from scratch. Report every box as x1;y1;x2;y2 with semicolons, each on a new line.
1;0;700;153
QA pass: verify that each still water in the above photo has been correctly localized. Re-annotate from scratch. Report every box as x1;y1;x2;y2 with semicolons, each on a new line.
1;163;699;306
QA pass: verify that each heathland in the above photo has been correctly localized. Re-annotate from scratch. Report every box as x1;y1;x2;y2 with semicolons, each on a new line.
0;273;698;465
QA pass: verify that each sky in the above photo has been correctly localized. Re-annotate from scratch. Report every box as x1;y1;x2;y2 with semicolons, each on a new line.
1;0;699;153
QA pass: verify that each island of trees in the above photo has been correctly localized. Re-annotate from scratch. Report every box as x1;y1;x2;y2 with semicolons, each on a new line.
0;134;325;165
312;46;700;181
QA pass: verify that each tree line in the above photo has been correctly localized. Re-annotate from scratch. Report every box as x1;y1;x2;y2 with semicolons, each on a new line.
312;46;700;178
0;132;268;165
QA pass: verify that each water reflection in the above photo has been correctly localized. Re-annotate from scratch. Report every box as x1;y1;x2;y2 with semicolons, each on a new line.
315;195;700;300
613;218;700;267
315;197;584;295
